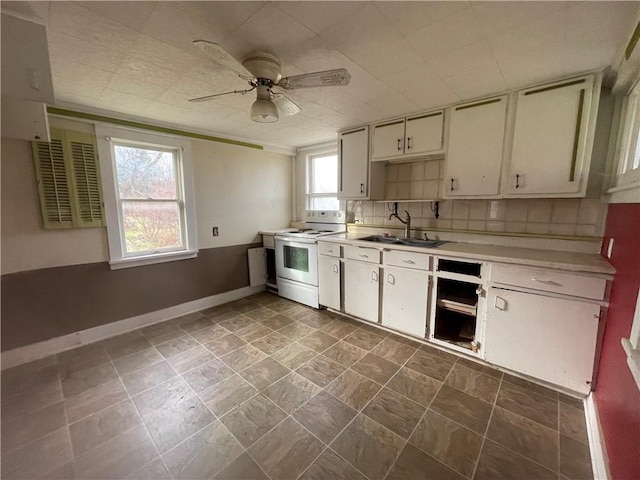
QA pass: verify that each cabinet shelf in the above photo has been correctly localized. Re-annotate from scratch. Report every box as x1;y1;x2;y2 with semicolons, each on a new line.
437;298;477;316
376;199;438;203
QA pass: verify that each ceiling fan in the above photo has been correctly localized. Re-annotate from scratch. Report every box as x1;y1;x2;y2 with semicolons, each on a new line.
189;40;351;123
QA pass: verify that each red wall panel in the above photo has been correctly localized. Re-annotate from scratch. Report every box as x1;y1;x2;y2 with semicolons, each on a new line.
595;203;640;479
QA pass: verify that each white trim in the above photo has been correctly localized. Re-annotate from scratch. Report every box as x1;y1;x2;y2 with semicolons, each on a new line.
1;285;265;370
621;338;640;390
95;124;198;269
585;394;611;480
109;250;198;269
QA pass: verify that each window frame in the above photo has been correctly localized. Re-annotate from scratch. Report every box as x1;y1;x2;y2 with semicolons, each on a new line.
608;79;640;195
96;125;197;269
305;148;341;212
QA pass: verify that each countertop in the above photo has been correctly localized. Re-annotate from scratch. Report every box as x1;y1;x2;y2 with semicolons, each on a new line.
259;228;298;235
318;233;615;275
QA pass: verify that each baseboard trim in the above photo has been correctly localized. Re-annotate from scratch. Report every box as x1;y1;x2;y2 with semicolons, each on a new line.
1;285;265;370
585;393;611;480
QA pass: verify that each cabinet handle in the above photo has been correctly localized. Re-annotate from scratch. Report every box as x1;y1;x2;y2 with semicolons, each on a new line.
515;174;521;189
406;137;412;150
450;178;455;191
332;264;339;274
360;183;364;194
397;138;402;151
372;271;379;282
326;249;333;253
358;253;369;259
494;296;507;311
401;258;415;264
387;274;395;285
532;278;562;287
569;89;585;182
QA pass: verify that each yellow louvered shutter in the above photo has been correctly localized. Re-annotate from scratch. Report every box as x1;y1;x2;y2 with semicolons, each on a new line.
32;129;75;228
66;131;104;227
32;128;104;229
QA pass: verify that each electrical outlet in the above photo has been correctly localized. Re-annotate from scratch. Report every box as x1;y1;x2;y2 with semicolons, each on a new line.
212;226;219;237
607;238;614;258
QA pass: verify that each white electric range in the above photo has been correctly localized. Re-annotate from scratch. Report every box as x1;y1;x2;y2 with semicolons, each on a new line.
274;211;346;308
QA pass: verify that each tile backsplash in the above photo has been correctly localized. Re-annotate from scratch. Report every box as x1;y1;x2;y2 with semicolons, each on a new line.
347;161;606;238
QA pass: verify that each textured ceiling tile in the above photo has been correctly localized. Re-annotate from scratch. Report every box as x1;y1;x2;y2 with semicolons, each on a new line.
471;1;573;37
275;1;366;35
351;39;424;81
141;2;220;52
106;75;167;100
430;41;497;80
183;2;265;36
129;35;202;74
319;3;403;56
114;57;182;90
487;9;567;65
2;0;51;24
50;58;114;84
48;2;139;53
52;75;108;100
98;88;155;111
221;3;318;62
375;1;471;35
406;8;484;61
48;31;125;73
79;1;158;31
445;64;507;100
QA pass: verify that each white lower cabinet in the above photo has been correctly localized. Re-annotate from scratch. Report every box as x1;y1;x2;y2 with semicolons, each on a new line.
344;260;380;323
381;266;429;337
484;287;600;393
318;255;341;311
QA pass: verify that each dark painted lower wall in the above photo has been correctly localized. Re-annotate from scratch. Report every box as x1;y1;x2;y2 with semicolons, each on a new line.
1;244;260;351
594;203;640;480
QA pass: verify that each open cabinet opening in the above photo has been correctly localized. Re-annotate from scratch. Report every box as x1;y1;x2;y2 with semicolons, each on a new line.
434;278;478;350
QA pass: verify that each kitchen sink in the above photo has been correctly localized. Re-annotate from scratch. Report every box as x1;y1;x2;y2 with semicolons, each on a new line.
359;235;450;248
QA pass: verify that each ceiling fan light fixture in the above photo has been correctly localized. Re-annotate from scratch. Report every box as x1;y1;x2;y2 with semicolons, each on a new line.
251;97;279;123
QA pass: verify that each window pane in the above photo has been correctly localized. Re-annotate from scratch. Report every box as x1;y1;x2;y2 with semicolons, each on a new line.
309;155;338;194
309;196;340;210
114;145;177;199
121;201;182;253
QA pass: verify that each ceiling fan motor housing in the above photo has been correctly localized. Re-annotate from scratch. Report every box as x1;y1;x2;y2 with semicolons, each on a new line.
242;52;282;83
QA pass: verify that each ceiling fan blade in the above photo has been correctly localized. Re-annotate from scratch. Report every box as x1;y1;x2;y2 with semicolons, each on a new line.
192;40;253;78
272;93;301;116
188;88;255;103
278;68;351;90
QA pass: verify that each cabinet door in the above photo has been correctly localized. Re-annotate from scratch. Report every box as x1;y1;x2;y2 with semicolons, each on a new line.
445;97;507;197
405;112;444;155
381;266;429;337
339;127;369;198
507;77;593;196
319;255;341;311
344;260;380;323
372;120;405;160
484;288;600;393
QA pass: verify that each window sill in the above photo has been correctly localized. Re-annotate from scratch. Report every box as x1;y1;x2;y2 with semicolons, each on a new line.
109;250;198;270
621;338;640;392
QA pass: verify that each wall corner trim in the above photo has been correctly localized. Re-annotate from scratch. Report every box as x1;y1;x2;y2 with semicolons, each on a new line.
1;285;266;370
585;393;612;480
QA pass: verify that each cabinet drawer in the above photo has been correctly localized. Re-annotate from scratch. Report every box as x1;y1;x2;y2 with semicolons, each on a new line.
384;250;431;270
491;264;606;300
318;242;341;257
344;245;380;264
262;234;275;248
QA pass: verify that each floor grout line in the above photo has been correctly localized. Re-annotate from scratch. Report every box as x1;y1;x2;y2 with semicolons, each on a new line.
470;370;504;480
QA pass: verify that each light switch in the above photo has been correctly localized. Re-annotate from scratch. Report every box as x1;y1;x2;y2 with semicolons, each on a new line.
495;296;507;311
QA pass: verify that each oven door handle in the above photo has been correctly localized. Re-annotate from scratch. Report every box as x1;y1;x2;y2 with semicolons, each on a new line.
276;236;318;245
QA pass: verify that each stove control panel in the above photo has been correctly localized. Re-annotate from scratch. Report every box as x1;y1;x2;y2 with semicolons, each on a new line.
305;210;345;224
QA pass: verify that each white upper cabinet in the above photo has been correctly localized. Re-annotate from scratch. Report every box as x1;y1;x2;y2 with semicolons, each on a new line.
444;96;508;198
338;126;384;200
506;76;598;197
372;111;444;161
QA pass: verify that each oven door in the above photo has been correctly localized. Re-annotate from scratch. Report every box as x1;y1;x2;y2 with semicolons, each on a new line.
275;237;318;286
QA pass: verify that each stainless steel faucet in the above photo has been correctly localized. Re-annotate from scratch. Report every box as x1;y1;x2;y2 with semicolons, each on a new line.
389;209;411;238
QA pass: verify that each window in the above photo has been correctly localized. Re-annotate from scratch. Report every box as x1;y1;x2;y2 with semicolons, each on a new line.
32;128;104;229
610;81;640;190
96;126;197;269
306;151;340;210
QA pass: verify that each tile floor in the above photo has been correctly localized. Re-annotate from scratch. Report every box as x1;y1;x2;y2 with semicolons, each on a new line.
1;292;593;480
